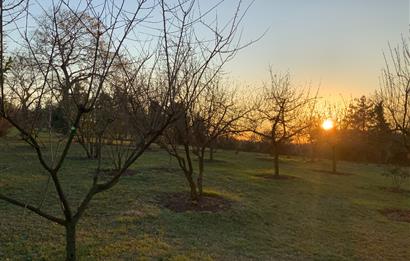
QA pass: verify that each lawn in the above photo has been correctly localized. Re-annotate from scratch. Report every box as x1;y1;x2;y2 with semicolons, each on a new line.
1;139;410;260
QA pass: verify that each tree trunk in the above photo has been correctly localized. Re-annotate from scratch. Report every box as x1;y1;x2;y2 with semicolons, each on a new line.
65;222;77;261
89;142;94;159
189;179;199;202
209;146;214;161
197;155;204;196
94;137;101;160
332;145;337;173
79;141;92;159
97;137;102;173
184;171;199;202
310;142;317;162
274;150;280;176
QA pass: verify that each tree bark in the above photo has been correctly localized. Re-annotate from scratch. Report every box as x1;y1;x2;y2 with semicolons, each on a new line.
65;222;77;261
197;154;204;196
94;137;101;160
79;141;92;159
184;171;199;202
274;150;280;176
189;179;198;202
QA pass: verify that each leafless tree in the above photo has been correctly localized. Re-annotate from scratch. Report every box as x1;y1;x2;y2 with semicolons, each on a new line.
0;0;253;260
0;1;157;260
249;70;317;177
160;80;249;201
380;36;410;154
305;113;323;162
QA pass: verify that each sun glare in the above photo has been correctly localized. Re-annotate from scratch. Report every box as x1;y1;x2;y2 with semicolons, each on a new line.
322;119;334;130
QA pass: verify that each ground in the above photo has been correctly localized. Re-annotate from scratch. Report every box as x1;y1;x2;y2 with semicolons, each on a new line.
1;138;410;260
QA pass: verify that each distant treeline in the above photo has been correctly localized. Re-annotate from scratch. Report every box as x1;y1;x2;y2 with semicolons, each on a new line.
213;96;409;165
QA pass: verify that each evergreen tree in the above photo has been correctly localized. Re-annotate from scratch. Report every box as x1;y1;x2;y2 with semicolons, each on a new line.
344;96;374;132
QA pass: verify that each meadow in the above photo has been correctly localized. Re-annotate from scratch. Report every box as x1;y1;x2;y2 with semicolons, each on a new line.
1;139;410;260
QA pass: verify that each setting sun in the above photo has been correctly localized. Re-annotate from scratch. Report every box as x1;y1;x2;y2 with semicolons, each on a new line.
322;119;334;130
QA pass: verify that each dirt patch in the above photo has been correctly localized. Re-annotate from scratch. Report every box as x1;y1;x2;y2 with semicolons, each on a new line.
379;208;410;223
158;192;232;213
378;186;410;195
92;168;139;177
254;174;297;180
312;169;354;176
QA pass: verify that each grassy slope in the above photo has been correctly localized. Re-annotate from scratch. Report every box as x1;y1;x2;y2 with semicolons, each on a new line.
0;139;410;260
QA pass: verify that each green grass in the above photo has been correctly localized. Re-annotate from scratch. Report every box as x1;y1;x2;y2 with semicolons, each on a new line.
1;138;410;260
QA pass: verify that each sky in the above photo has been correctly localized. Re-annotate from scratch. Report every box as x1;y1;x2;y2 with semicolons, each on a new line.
10;0;409;101
219;0;409;99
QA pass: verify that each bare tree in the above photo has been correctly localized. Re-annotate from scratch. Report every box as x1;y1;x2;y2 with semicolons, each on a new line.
0;0;253;260
160;80;249;201
0;1;157;260
321;102;350;173
305;113;323;162
380;36;410;155
249;70;317;177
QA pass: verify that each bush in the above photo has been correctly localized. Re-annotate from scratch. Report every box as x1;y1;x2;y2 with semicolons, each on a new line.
382;165;410;190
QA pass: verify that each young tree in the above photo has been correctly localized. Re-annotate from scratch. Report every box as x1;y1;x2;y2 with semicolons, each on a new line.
75;91;114;160
160;81;249;201
305;114;323;162
320;102;349;173
249;70;317;177
0;2;156;259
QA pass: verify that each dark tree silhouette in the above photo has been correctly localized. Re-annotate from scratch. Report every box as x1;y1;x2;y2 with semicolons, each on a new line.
249;70;317;177
380;37;410;154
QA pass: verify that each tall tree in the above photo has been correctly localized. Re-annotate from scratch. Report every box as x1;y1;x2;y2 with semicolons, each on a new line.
369;101;391;162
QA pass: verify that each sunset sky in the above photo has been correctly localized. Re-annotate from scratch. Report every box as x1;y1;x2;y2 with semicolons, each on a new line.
221;0;409;99
17;0;409;101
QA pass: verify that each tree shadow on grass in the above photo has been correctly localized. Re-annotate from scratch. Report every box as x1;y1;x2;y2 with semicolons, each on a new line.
311;169;354;176
202;159;227;164
90;168;139;177
157;191;232;213
67;156;96;161
254;174;298;180
139;166;181;174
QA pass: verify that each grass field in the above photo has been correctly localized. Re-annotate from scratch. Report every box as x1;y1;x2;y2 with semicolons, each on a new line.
1;139;410;260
